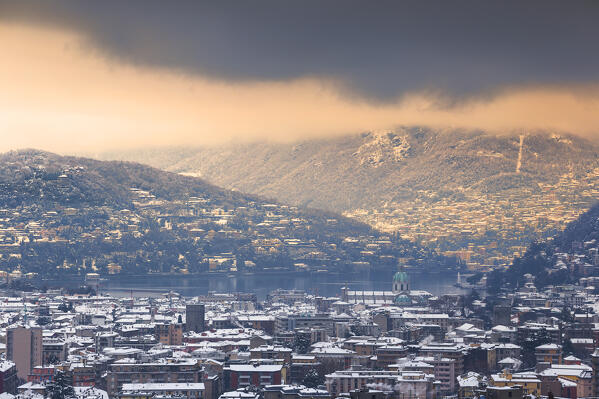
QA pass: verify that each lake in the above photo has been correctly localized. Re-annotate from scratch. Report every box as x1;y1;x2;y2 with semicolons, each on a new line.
76;271;471;299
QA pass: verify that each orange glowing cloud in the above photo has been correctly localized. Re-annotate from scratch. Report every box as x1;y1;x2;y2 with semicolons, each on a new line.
1;22;598;154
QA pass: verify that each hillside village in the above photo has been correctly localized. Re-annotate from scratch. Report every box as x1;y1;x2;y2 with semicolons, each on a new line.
0;151;445;280
349;166;599;271
104;130;599;269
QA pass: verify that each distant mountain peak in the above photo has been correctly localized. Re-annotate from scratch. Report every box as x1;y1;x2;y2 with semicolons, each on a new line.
353;129;411;166
550;133;573;145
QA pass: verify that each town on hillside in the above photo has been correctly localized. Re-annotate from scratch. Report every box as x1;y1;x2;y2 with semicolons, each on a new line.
347;167;599;272
0;155;449;279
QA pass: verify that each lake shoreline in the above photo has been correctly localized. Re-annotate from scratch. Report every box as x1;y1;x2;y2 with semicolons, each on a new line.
34;269;470;300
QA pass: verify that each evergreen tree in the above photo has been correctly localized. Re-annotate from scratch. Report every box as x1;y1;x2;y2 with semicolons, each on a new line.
293;333;311;354
521;329;551;368
46;371;75;399
562;338;575;356
302;368;324;388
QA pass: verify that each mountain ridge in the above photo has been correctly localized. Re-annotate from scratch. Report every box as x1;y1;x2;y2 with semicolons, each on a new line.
0;149;452;278
97;127;599;264
98;128;599;210
487;200;599;292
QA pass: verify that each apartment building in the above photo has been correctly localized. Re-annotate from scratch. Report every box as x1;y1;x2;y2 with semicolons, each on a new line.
223;364;283;390
6;325;43;381
105;359;201;397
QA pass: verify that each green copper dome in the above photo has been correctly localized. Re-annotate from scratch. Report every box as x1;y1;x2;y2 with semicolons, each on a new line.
394;294;411;304
393;271;409;283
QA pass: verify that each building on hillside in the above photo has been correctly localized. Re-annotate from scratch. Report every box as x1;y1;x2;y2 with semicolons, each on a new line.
155;322;183;345
535;343;562;365
490;371;541;396
325;370;438;398
0;361;17;394
486;386;523;399
223;364;284;390
538;363;593;398
120;382;205;399
6;325;42;381
186;304;206;333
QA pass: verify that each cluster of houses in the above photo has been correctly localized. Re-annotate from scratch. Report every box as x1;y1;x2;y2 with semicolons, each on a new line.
348;167;599;270
0;271;597;399
0;181;427;278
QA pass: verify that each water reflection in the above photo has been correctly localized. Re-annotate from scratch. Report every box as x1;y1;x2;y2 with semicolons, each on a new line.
92;272;470;299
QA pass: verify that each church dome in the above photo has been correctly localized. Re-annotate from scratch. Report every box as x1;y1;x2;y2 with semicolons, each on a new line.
394;294;411;304
393;271;409;283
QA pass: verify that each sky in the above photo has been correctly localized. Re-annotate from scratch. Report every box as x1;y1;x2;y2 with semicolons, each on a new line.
1;0;599;153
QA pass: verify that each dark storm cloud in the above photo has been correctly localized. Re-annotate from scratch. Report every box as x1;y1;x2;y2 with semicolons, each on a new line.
2;0;599;100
